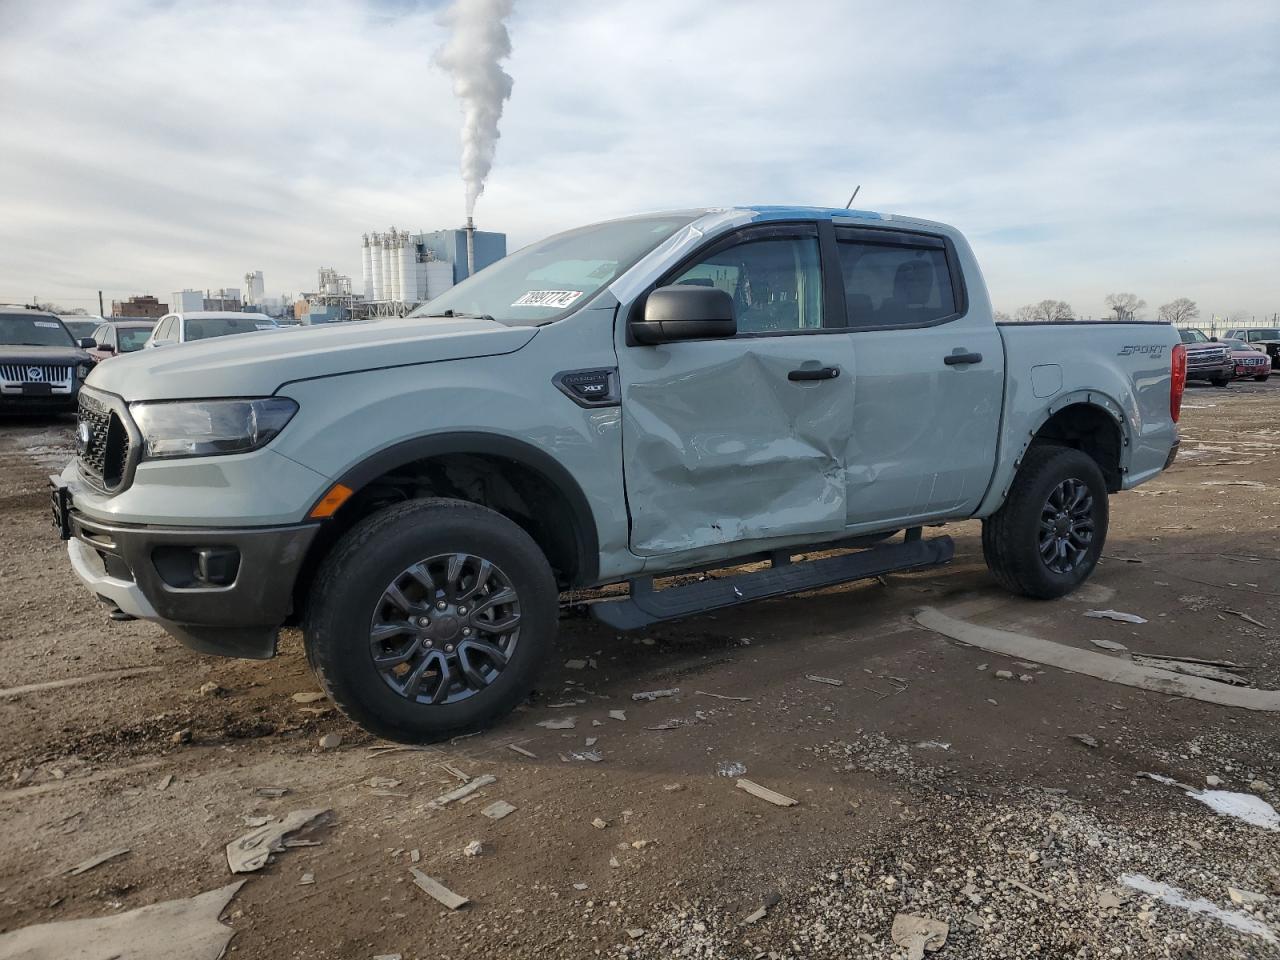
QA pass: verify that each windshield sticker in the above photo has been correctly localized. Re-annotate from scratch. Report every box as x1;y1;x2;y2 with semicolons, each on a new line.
512;290;584;309
34;321;60;328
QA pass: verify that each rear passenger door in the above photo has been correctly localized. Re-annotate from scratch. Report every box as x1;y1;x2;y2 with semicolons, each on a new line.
835;226;1004;527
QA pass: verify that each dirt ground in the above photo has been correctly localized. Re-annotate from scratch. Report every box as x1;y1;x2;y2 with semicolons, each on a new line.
1;380;1278;959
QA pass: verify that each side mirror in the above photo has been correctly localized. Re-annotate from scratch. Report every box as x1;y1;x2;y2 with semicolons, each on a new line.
631;285;736;345
77;338;96;349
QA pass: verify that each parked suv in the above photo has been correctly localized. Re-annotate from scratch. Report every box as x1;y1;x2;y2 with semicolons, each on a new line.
1223;327;1280;371
53;206;1182;743
1177;328;1233;386
145;311;279;348
88;320;156;363
1;307;94;413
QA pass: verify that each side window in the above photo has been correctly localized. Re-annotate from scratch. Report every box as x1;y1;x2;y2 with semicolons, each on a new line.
837;240;956;327
153;318;171;341
669;236;823;334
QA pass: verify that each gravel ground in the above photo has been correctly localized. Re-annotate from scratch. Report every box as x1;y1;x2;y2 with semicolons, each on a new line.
0;379;1278;959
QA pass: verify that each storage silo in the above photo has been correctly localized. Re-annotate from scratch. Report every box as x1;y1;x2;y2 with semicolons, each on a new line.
370;233;385;300
400;233;417;302
361;234;373;299
382;233;396;302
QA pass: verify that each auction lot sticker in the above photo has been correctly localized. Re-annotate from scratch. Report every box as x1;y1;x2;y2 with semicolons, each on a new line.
512;290;584;309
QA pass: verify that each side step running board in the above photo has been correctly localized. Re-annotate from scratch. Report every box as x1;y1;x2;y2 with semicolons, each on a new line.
591;532;954;630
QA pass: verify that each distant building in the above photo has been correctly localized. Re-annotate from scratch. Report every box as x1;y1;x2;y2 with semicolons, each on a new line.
243;270;265;305
203;288;242;311
360;225;506;305
171;289;204;313
111;294;167;318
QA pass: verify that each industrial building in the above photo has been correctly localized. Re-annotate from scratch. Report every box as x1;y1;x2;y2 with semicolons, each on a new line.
111;294;167;318
171;289;204;313
360;224;506;305
243;270;265;305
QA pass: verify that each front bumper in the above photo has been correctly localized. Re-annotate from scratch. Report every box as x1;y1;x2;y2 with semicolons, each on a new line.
1185;358;1233;381
54;476;319;659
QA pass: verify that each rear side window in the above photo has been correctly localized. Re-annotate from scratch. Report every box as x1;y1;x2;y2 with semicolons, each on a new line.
836;239;956;327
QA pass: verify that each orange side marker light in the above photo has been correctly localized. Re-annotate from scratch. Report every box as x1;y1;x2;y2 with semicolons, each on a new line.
310;483;353;519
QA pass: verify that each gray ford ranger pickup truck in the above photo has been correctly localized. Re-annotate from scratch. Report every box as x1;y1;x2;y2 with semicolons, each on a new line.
52;206;1184;742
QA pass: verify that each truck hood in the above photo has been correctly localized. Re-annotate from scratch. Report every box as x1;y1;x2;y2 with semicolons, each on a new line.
1;344;92;365
85;316;538;401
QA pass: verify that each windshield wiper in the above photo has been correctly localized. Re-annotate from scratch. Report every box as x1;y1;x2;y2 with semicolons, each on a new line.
420;310;496;322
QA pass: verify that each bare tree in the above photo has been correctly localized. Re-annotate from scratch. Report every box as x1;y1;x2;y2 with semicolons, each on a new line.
993;310;1012;322
1226;309;1251;324
1014;300;1074;322
1105;292;1146;321
1157;298;1199;325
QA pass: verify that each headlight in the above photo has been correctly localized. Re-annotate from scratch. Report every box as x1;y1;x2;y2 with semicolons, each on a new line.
130;398;298;460
76;362;93;379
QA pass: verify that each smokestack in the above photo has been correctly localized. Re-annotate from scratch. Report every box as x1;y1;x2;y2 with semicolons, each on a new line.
465;216;476;278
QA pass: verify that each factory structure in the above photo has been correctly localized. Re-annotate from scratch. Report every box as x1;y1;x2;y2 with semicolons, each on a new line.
360;222;506;306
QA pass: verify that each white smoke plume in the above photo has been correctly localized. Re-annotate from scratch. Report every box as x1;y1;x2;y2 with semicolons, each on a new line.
434;0;515;217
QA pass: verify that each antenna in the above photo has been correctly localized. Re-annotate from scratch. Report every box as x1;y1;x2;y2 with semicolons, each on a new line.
845;185;861;209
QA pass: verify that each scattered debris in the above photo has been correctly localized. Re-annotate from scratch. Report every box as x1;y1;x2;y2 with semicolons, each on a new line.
891;913;949;959
548;700;583;708
804;675;844;686
67;846;130;876
695;690;752;701
572;882;588;891
430;775;496;808
1229;887;1268;906
715;761;747;778
1121;873;1275;942
914;607;1280;711
507;744;537;758
564;659;588;670
1090;637;1128;652
318;733;342;750
1131;655;1248;685
663;783;685;792
0;881;244;960
1141;773;1280;830
1225;609;1269;628
645;719;686;731
1206;775;1223;787
735;778;798;807
298;872;314;885
631;839;655;850
994;669;1014;680
1252;780;1273;794
743;905;768;924
226;808;329;873
481;800;516;821
585;737;598;747
537;718;576;730
1200;479;1267;489
463;840;484;857
0;665;163;700
1072;734;1099;748
608;710;627;721
1009;879;1053;903
591;817;608;830
254;787;289;798
914;740;951;751
626;928;646;940
632;688;680;702
291;692;326;703
1085;609;1148;624
409;868;469;910
198;681;224;697
156;774;173;792
170;728;193;745
569;751;603;762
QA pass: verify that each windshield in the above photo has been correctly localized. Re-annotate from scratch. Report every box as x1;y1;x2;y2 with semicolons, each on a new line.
1179;329;1208;344
118;327;153;352
1247;328;1280;341
185;317;275;341
62;319;99;339
1221;340;1248;350
0;314;74;347
408;214;698;326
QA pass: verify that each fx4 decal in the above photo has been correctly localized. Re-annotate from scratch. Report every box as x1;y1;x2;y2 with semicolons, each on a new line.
1118;344;1167;358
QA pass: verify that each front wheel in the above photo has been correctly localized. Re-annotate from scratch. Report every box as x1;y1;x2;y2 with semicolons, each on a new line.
304;498;559;743
1255;374;1270;382
1211;376;1231;387
982;445;1109;599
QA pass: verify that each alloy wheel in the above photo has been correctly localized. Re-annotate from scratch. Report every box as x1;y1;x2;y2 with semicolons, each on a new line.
1038;477;1094;574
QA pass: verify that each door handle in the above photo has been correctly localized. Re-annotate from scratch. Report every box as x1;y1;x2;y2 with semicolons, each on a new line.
944;351;983;366
788;366;841;381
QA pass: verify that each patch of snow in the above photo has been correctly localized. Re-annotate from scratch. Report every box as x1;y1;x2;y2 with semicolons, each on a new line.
1120;873;1276;942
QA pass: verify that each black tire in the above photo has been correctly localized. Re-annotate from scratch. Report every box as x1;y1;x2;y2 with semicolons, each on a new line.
1255;374;1270;382
1211;376;1231;387
982;444;1109;600
304;498;558;743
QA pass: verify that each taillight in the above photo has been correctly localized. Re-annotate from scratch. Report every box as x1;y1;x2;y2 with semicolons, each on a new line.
1170;343;1187;423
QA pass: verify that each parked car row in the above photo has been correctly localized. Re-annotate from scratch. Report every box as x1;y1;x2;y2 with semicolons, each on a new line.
1178;328;1270;385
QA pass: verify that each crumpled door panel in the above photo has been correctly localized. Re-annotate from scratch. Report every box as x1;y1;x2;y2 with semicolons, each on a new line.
620;338;855;556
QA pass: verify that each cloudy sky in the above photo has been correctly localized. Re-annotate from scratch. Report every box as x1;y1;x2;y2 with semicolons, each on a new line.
1;0;1277;320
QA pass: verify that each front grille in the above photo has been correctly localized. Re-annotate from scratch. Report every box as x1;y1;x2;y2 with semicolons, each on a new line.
0;363;72;386
1188;349;1228;367
77;391;132;490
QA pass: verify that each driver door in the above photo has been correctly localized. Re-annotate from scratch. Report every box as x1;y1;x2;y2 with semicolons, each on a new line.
617;223;856;559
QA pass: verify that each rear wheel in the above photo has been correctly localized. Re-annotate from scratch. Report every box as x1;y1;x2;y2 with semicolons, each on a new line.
1211;375;1231;387
982;444;1109;599
1255;374;1270;382
304;498;558;743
